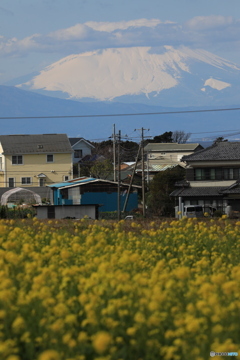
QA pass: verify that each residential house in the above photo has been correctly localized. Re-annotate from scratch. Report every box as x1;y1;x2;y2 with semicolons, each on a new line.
0;134;73;188
144;142;203;164
134;143;203;181
48;177;141;212
69;138;95;163
171;141;240;214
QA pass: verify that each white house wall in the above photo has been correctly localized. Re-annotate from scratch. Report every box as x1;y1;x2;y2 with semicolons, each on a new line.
148;151;193;163
72;141;93;163
190;180;236;187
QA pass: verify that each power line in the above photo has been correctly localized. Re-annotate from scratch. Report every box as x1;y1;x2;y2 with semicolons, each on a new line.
190;129;240;135
1;106;240;120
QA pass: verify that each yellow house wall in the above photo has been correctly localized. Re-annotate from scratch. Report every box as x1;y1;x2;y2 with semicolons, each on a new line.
1;153;72;187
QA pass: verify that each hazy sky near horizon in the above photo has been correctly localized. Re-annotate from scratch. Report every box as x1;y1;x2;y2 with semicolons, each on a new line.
0;0;240;83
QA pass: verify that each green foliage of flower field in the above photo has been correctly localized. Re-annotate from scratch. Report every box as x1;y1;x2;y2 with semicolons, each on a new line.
0;217;240;360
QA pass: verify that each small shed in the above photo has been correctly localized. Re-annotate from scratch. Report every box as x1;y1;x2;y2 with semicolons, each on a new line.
48;177;140;212
34;204;100;219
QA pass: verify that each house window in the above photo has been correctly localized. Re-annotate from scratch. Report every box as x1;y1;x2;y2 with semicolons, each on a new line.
63;176;69;181
195;168;215;180
47;154;54;163
8;178;15;187
195;168;240;181
233;168;240;179
0;157;2;170
12;155;23;165
74;150;83;158
21;177;32;185
195;169;204;180
39;178;44;187
223;168;234;180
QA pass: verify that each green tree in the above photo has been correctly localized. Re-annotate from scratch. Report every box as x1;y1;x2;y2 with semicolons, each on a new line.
90;159;113;179
147;167;185;217
147;130;191;144
213;137;228;144
150;131;173;143
172;130;191;143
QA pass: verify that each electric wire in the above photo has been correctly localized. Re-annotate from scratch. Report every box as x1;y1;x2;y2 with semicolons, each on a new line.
1;106;240;120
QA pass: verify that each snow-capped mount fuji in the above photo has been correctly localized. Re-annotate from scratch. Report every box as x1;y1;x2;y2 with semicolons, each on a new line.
17;46;240;107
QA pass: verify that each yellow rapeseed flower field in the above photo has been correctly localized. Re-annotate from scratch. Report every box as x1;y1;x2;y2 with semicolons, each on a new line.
0;217;239;360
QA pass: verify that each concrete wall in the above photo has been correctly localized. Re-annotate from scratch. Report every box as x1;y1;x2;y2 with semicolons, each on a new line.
35;204;98;219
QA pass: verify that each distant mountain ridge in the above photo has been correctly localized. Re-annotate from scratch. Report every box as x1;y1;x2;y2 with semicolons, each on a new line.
1;85;240;141
14;46;240;107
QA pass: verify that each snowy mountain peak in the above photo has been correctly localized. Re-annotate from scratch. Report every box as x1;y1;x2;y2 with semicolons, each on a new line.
17;46;240;106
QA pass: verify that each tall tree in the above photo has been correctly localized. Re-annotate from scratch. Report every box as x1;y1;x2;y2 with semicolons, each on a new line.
90;159;113;179
146;167;185;217
172;130;191;143
147;130;190;144
148;131;173;144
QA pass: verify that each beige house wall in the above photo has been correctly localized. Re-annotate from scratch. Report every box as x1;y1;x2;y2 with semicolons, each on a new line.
147;151;193;163
0;153;72;187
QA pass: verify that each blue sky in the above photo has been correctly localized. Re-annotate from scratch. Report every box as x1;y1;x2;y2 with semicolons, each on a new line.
0;0;240;83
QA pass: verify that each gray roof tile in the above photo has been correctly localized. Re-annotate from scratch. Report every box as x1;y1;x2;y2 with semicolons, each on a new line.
182;142;240;162
144;143;203;152
0;134;72;154
171;187;226;197
69;137;83;146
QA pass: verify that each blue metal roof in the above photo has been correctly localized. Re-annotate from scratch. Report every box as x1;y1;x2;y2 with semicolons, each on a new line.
48;177;96;188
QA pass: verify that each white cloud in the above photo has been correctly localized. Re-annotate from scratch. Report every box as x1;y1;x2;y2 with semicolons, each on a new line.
49;24;91;41
85;18;165;32
0;16;240;62
185;15;234;31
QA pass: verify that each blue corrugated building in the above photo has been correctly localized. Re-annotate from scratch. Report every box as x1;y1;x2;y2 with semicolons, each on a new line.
48;177;140;212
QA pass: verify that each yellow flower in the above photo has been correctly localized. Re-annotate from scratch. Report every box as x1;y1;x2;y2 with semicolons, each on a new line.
126;327;137;336
38;350;60;360
50;319;64;332
11;316;25;333
93;332;112;354
78;331;88;343
185;318;200;333
175;266;190;280
134;312;146;323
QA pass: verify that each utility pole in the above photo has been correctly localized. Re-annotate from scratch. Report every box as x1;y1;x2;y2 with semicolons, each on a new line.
117;130;121;221
135;127;149;217
122;142;141;213
113;124;117;182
